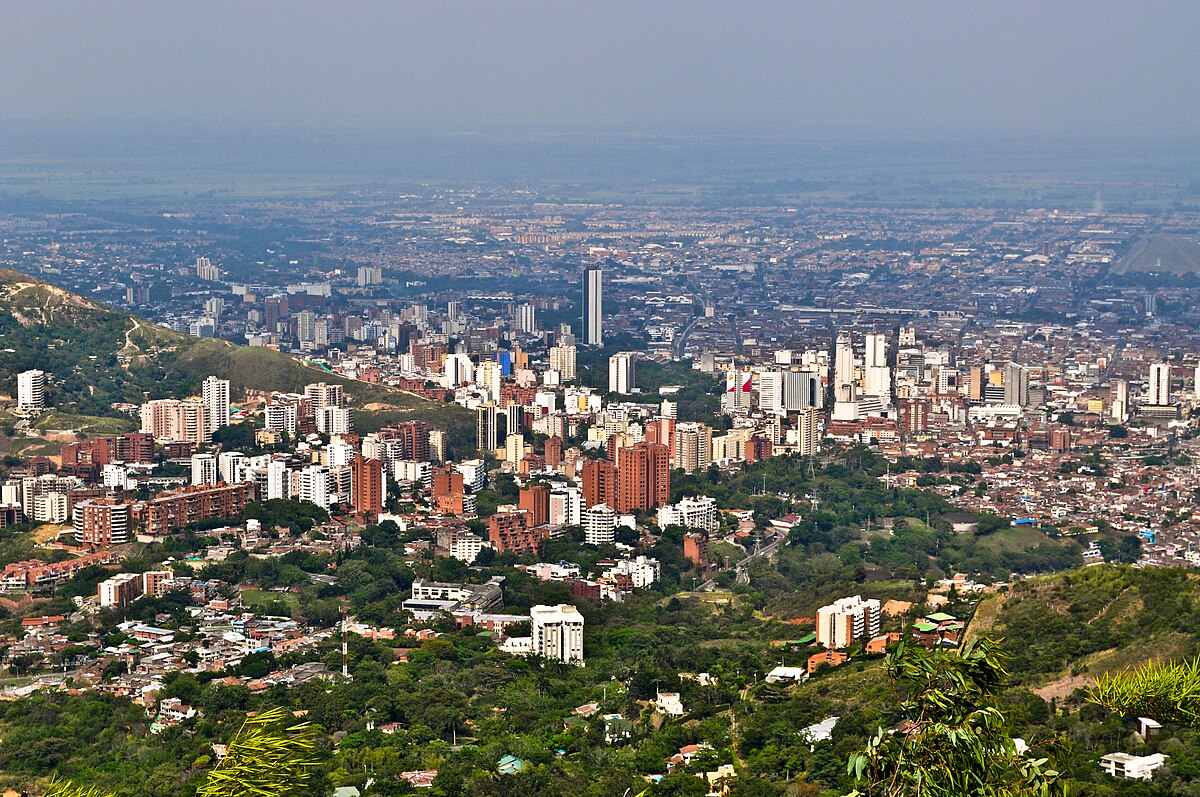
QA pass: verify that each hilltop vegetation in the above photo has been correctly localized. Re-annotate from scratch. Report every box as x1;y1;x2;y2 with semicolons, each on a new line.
0;268;468;441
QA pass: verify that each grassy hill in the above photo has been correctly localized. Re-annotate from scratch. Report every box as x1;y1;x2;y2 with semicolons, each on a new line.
966;565;1200;699
0;268;470;446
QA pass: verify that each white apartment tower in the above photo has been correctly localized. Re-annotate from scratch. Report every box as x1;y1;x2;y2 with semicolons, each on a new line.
191;453;218;486
515;303;536;333
1148;362;1172;406
608;352;636;395
202;376;231;437
17;369;45;410
583;503;617;546
531;603;585;665
582;266;603;346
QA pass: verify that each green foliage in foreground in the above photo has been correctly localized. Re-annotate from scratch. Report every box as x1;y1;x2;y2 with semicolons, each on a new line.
1090;657;1200;728
847;639;1066;797
44;776;117;797
197;707;321;797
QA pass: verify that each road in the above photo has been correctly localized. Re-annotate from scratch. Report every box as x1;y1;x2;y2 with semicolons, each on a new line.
697;534;784;590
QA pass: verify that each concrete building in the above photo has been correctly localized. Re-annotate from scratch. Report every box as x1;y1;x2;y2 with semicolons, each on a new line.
582;266;603;346
202;376;231;437
73;498;132;547
1148;362;1172;407
191;453;218;486
17;369;45;411
608;352;636;395
583;503;617;546
531;603;585;665
658;495;720;534
816;595;881;650
99;572;143;607
1099;752;1167;781
141;399;210;444
549;344;577;381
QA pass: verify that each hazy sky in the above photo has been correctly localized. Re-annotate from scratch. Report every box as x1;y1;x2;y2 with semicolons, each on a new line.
3;2;1199;138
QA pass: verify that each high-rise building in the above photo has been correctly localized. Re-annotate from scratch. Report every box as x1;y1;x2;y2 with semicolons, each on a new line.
1148;362;1172;406
73;498;132;547
476;403;498;453
1111;379;1129;422
968;366;985;402
351;456;385;516
865;332;888;369
191;453;218;486
549;344;577;381
357;266;383;287
317;406;354;436
582;266;603;346
141;399;210;444
758;369;784;415
608;353;636;394
16;369;45;411
582;459;618;508
476;361;503;401
816;595;881;650
531;603;585;664
1003;363;1029;408
616;442;670;513
791;407;822;456
305;382;344;411
519;484;550;527
218;451;246;484
514;303;536;333
202;376;231;437
298;464;331;509
550;485;583;526
583;503;617;545
266;459;290;500
673;422;713;473
297;311;317;344
195;256;221;281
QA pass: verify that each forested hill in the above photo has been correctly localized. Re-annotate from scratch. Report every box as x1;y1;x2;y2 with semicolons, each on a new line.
0;267;466;433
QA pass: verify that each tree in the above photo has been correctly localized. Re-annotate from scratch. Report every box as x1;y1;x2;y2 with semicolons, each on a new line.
198;706;321;797
845;638;1065;797
1088;657;1200;726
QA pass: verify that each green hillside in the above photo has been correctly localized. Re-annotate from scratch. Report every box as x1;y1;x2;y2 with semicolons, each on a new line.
967;566;1200;700
0;267;469;443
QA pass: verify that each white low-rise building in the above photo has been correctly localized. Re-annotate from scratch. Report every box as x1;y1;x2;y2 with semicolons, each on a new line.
1100;752;1167;781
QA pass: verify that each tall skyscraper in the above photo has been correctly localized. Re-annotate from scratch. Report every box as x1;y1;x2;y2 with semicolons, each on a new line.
1003;363;1029;407
1148;362;1172;406
582;266;603;346
608;352;636;394
16;369;45;410
351;456;385;516
616;441;670;512
476;403;498;453
202;376;231;437
514;303;536;333
1111;379;1129;422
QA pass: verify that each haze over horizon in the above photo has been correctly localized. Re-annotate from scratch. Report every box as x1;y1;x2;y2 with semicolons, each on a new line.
3;1;1200;141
